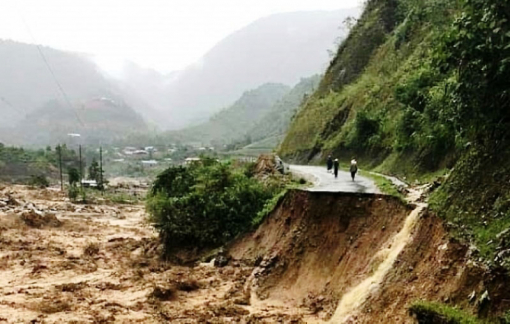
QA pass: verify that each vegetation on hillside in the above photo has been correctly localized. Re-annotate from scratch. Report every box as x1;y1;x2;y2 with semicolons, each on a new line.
0;143;79;183
279;0;510;294
168;76;320;155
426;0;510;271
146;158;286;255
167;83;290;147
14;98;147;146
281;0;462;172
409;301;482;324
246;76;320;143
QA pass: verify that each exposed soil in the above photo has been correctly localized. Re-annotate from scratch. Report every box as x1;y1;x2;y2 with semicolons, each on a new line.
0;185;297;323
230;190;510;322
1;185;508;323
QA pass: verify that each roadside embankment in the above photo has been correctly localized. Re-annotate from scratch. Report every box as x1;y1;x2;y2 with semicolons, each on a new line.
229;189;510;322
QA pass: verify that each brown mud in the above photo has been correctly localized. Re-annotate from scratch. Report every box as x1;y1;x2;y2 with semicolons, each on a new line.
1;185;509;323
0;186;287;323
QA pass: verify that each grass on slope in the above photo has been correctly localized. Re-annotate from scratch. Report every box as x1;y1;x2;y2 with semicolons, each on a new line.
280;0;460;178
409;301;482;324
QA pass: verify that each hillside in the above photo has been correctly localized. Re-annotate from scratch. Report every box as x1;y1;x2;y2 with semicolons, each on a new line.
158;9;359;129
246;75;320;143
12;97;147;146
0;40;111;125
280;0;510;306
169;83;290;146
0;40;148;145
170;76;320;149
281;0;460;170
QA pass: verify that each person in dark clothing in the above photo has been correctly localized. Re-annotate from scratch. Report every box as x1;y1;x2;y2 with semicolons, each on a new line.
327;155;333;173
333;159;339;178
350;158;358;181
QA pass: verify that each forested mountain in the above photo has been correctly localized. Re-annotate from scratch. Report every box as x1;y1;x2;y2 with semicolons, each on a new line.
169;75;320;148
280;0;510;285
0;40;147;145
13;98;147;146
246;75;320;143
0;40;111;125
169;83;290;146
158;9;359;129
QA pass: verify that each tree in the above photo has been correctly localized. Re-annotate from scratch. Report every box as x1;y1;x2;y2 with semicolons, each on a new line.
435;0;510;145
88;158;100;182
146;160;273;255
68;167;80;186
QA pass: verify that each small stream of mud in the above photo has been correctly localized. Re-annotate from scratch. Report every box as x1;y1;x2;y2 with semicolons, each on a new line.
329;203;426;322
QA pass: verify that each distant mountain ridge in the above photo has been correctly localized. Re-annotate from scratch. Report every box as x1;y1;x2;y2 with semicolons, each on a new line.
0;40;147;145
151;9;360;129
168;83;291;145
169;75;320;149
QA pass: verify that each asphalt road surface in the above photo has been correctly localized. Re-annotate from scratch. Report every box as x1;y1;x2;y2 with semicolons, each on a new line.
290;165;380;194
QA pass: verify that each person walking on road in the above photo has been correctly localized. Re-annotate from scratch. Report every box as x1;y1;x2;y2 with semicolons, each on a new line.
333;158;339;178
327;155;333;173
350;158;358;181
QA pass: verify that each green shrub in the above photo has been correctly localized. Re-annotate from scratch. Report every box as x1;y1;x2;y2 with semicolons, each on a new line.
147;160;275;254
347;110;382;150
28;175;50;188
409;301;481;324
68;185;79;201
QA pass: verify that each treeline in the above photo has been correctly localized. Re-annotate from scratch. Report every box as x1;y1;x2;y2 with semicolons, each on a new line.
0;143;103;186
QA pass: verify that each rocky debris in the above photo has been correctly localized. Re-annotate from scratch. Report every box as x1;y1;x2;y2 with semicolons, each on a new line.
254;154;285;176
173;278;200;292
149;286;175;301
56;282;87;292
83;243;100;257
302;293;327;314
214;255;229;268
20;208;61;228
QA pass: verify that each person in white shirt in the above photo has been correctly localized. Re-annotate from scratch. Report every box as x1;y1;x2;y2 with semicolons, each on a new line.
350;159;358;181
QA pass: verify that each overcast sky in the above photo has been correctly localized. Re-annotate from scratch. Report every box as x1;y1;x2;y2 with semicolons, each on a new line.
0;0;363;74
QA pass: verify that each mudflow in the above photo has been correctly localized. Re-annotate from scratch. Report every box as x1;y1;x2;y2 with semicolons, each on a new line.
0;181;508;322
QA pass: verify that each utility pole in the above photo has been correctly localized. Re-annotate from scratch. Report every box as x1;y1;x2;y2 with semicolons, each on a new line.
58;145;63;191
79;144;83;190
99;146;104;194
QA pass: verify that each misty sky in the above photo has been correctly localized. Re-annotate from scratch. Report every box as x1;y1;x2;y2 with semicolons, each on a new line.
0;0;363;74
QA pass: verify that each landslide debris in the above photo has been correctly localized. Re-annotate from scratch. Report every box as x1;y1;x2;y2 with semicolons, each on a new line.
20;208;61;228
0;184;310;323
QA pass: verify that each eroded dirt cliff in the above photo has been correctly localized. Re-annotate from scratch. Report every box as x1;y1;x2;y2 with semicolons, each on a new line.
230;190;510;322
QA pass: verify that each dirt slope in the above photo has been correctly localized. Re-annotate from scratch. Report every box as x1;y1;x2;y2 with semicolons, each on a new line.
230;190;510;322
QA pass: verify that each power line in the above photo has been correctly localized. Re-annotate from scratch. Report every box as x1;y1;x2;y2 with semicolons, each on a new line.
17;10;85;128
0;96;27;118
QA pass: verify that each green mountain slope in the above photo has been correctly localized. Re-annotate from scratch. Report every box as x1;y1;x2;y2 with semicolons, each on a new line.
281;0;510;273
170;76;320;149
0;40;150;146
246;75;320;143
280;0;458;170
14;97;147;146
169;83;290;146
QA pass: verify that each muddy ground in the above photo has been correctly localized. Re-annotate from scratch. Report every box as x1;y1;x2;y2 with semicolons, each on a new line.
2;184;507;323
0;185;309;323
